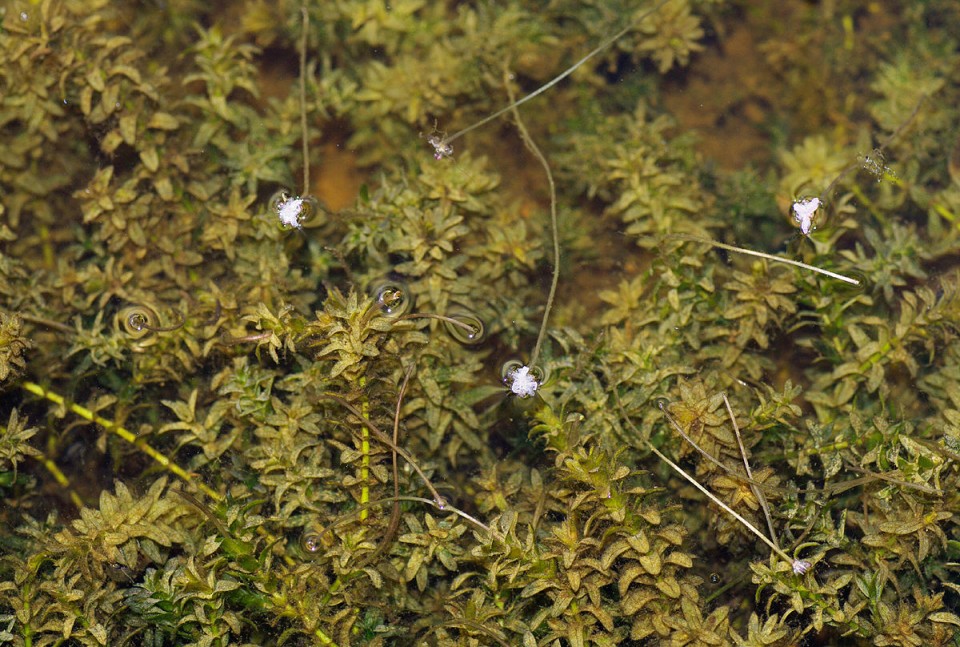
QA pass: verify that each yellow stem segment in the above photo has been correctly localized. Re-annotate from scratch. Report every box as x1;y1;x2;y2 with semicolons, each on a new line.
359;375;370;521
40;457;83;509
22;381;222;502
21;379;341;645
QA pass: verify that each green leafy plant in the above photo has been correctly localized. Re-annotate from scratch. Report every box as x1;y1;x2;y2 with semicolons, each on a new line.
3;0;960;645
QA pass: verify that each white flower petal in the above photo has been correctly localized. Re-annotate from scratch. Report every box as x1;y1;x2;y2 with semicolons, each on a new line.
509;365;539;398
277;196;305;228
792;197;820;235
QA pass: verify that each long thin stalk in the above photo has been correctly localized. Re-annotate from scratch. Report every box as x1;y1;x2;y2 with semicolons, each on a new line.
723;393;778;550
505;73;559;368
437;0;672;150
669;234;861;286
299;6;311;194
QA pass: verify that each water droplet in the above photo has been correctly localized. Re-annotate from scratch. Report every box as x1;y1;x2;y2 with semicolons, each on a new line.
443;312;485;345
373;282;412;316
709;573;720;584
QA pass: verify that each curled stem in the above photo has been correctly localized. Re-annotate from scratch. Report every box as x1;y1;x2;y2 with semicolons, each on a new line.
314;495;499;543
397;312;474;333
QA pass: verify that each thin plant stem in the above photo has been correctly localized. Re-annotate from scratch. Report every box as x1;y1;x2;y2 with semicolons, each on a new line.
619;395;811;574
658;402;778;493
440;0;672;149
321;393;446;509
505;71;559;369
668;234;861;286
368;364;416;563
390;496;498;539
722;393;778;550
40;456;83;509
359;376;370;521
220;331;273;344
299;5;311;194
647;429;795;566
309;496;500;544
24;380;341;644
818;94;927;205
19;314;74;334
844;461;942;495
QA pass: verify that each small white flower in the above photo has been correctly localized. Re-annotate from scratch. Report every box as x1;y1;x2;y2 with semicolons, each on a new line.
276;194;305;229
791;559;812;575
508;365;540;398
791;197;821;236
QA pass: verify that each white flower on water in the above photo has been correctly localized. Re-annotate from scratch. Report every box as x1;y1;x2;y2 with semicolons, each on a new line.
507;365;540;398
276;193;305;229
791;197;820;236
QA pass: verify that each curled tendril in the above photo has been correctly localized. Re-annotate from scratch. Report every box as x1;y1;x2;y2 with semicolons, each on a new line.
396;312;486;345
299;529;327;556
117;305;184;339
201;300;222;327
372;282;413;316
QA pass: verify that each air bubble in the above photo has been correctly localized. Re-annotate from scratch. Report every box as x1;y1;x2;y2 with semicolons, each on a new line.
296;195;322;226
268;189;292;214
373;282;412;316
500;359;524;383
118;305;157;339
709;573;720;584
443;312;485;345
117;304;184;338
299;530;324;555
837;269;868;293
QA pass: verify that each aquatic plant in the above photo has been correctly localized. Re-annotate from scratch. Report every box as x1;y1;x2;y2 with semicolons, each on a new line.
2;0;960;645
